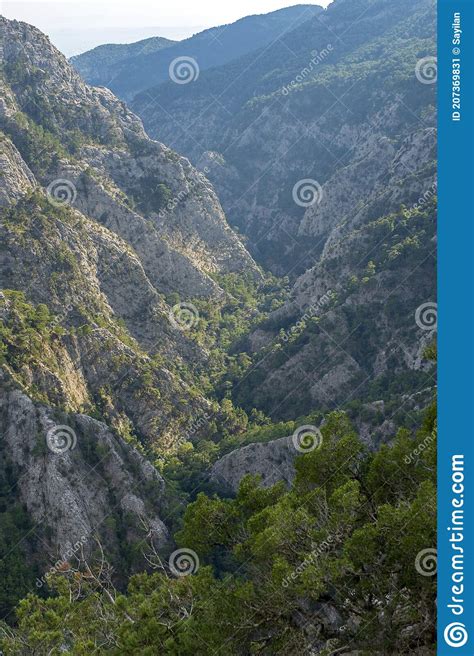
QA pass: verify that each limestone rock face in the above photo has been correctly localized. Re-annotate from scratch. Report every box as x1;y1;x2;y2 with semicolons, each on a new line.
0;385;169;559
210;435;296;493
0;15;257;571
0;14;258;452
0;17;258;282
0;17;259;299
0;135;36;207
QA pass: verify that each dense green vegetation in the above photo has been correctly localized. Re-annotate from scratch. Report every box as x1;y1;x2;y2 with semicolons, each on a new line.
0;470;41;622
0;405;436;654
0;291;58;365
178;271;288;389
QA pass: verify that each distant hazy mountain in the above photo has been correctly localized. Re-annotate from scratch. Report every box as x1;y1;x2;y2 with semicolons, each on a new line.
70;36;176;87
71;5;323;101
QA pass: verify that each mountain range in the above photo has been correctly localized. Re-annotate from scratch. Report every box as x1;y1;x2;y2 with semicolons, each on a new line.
126;0;437;421
71;5;322;101
0;2;436;652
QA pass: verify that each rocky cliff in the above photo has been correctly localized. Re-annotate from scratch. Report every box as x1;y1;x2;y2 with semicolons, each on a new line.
210;434;296;492
0;15;260;586
0;381;169;560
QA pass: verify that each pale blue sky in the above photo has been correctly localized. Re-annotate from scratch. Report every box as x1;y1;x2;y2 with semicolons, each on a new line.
0;0;332;55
